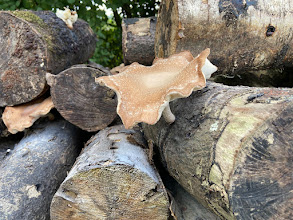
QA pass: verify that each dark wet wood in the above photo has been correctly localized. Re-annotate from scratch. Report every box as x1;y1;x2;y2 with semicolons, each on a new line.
143;82;293;220
46;64;117;132
0;11;96;106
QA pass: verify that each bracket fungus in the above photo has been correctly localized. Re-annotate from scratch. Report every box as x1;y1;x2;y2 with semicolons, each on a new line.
56;7;78;29
95;48;217;129
3;97;54;134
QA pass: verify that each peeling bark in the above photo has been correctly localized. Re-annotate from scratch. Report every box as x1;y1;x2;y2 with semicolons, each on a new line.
51;125;169;220
143;82;293;220
0;11;96;106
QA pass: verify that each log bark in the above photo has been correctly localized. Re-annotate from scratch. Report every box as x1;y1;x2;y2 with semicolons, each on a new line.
143;82;293;220
46;64;117;132
0;119;83;220
155;0;293;85
122;17;156;65
0;10;96;107
51;125;169;220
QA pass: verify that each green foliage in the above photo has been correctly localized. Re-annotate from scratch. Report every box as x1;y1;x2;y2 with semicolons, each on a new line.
0;0;159;68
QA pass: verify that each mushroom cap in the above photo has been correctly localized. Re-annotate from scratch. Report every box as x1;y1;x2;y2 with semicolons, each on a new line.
96;48;214;129
3;97;54;134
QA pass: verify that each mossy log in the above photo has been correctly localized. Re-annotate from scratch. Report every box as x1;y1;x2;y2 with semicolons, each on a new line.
46;65;117;132
0;120;83;220
122;17;156;65
0;10;96;107
51;125;169;220
155;0;293;85
143;82;293;220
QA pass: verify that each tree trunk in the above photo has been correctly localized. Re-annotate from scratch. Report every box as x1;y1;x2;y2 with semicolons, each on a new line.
122;17;156;65
143;82;293;220
51;125;169;220
0;10;96;107
0;119;83;220
155;0;293;86
46;64;117;132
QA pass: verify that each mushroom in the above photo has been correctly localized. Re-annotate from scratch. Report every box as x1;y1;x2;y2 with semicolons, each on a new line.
95;48;217;129
2;97;54;134
56;7;78;29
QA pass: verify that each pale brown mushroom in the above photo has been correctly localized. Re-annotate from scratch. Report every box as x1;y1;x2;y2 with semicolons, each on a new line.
95;48;217;129
2;97;54;134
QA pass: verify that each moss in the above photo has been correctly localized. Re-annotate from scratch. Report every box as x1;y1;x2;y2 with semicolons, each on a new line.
10;11;48;30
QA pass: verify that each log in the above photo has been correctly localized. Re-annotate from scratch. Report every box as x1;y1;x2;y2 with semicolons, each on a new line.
0;119;83;220
0;10;96;107
122;17;156;65
143;82;293;220
168;179;220;220
51;125;169;220
46;64;117;132
155;0;293;85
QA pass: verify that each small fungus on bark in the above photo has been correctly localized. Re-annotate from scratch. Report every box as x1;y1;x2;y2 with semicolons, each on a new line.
95;49;217;129
3;97;54;134
56;7;78;29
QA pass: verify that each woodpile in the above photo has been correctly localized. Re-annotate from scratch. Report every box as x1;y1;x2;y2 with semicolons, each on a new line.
0;1;293;219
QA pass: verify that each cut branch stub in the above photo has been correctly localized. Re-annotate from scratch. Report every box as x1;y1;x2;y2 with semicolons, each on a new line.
0;10;96;106
96;49;217;129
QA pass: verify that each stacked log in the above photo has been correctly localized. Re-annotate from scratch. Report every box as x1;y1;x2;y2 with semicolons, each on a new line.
143;82;293;219
0;10;96;106
46;64;117;132
0;120;83;219
155;0;293;86
50;125;169;220
122;17;156;65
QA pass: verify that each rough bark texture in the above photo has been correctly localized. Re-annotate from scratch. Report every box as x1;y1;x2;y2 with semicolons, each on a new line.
46;64;117;132
155;0;293;86
143;82;293;220
122;17;156;65
0;10;96;106
51;125;169;220
0;119;83;220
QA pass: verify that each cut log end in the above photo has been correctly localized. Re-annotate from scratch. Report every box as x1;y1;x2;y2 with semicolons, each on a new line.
51;165;168;220
50;125;169;220
49;65;117;132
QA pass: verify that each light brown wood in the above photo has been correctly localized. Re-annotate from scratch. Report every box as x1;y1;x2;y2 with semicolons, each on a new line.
51;125;169;220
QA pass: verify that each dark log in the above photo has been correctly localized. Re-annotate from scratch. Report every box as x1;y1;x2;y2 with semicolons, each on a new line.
122;17;156;65
51;125;169;220
143;82;293;220
46;64;117;132
169;180;220;220
0;10;96;106
0;108;9;137
0;119;83;220
155;0;293;86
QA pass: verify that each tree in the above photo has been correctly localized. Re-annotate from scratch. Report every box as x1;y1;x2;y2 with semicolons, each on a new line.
0;0;160;68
